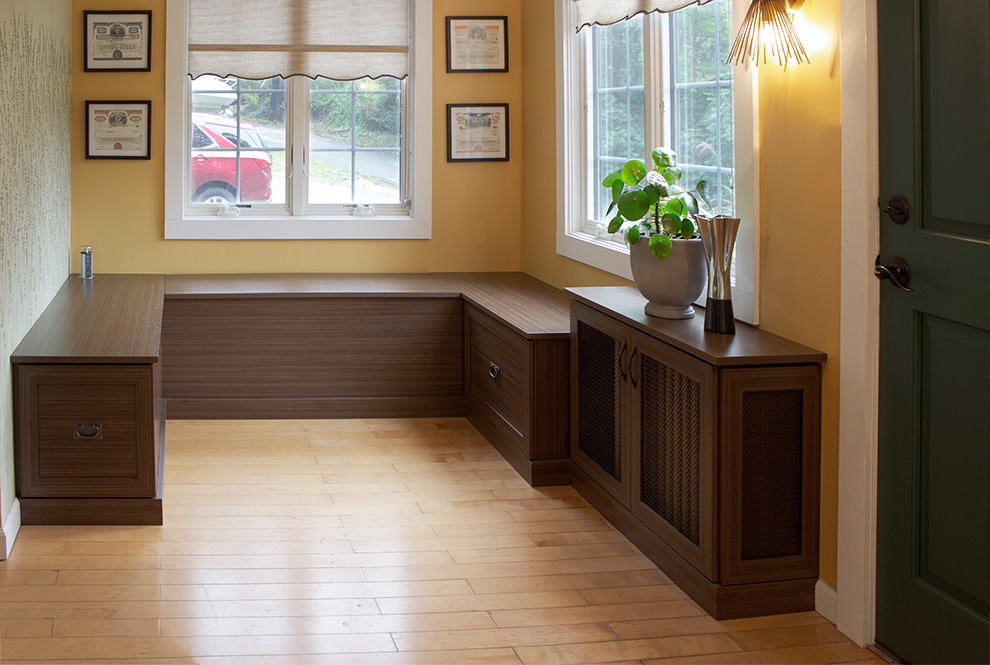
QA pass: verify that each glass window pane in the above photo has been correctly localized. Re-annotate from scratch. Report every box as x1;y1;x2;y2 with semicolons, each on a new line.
308;76;403;204
189;75;285;205
307;151;353;204
591;19;645;223
669;0;733;216
355;151;400;203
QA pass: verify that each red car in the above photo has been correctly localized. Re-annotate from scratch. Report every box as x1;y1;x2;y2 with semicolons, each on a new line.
191;113;273;204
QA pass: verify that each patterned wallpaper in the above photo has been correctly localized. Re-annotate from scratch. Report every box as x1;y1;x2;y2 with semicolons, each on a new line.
0;2;72;538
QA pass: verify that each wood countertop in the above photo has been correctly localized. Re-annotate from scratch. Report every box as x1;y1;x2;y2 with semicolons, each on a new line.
164;272;572;339
567;286;827;366
11;274;165;364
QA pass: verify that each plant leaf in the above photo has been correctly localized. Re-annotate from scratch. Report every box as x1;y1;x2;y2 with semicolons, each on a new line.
643;184;662;205
661;213;681;235
620;159;647;186
626;225;641;245
618;190;651;220
652;147;675;168
606;199;616;217
682;192;699;215
607;215;623;234
602;171;622;188
680;218;695;238
649;233;673;260
664;166;682;185
664;197;685;217
611;180;624;203
694;180;712;207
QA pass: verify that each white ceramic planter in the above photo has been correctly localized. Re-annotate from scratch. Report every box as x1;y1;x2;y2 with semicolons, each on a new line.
628;238;708;319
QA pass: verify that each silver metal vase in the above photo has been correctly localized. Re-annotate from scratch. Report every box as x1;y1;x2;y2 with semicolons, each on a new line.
697;214;741;334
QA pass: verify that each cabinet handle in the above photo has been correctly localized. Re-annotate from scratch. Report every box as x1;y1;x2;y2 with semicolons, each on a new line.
72;422;103;440
488;362;501;381
629;348;639;388
618;342;628;381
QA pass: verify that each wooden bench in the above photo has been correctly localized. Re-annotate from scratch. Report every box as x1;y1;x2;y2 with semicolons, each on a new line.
11;272;572;525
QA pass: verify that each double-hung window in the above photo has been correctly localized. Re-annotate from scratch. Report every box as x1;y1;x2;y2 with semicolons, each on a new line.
556;0;758;323
164;0;432;239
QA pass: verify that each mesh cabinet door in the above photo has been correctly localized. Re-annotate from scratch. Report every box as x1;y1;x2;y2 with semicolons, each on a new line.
629;331;718;579
571;303;633;508
719;365;821;585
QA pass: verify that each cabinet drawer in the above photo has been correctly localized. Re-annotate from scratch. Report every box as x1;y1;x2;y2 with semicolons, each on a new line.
466;307;530;441
16;365;157;498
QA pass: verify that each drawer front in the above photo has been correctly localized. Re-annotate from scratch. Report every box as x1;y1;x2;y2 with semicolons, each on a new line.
16;365;157;498
466;308;531;444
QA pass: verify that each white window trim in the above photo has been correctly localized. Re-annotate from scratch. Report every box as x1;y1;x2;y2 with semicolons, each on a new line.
163;0;432;240
554;0;760;325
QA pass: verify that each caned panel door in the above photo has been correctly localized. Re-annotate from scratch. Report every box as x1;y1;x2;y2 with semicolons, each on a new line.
629;331;717;579
876;0;990;662
571;303;633;508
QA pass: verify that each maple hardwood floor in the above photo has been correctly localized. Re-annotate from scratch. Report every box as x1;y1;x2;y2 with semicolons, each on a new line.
0;418;883;664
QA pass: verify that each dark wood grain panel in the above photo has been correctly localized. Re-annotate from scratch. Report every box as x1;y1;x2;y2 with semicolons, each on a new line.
566;286;826;366
719;365;822;585
466;307;530;440
11;274;165;364
531;337;570;462
15;364;158;499
162;297;465;400
444;273;571;339
166;396;466;420
165;273;460;298
19;497;163;525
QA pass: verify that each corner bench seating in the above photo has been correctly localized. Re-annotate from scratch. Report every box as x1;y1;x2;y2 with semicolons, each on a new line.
11;272;572;527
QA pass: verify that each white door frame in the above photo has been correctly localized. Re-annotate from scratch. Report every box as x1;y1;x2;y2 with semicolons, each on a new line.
836;0;880;647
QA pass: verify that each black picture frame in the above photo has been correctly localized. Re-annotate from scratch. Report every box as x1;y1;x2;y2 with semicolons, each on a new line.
446;16;508;73
447;103;509;162
85;100;152;160
84;10;152;72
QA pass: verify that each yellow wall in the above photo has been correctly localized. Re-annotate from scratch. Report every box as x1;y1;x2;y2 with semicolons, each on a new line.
70;0;523;274
756;1;842;586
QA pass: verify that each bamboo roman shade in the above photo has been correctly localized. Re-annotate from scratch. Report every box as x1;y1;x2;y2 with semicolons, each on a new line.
573;0;716;29
187;0;409;80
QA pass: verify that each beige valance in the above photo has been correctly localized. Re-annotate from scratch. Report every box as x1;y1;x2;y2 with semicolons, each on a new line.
187;0;409;80
574;0;717;30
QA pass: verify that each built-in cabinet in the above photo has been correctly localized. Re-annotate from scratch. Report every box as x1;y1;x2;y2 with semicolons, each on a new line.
12;275;166;525
569;288;824;619
464;304;570;486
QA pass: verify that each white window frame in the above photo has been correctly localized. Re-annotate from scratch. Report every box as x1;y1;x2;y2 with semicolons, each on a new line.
163;0;433;240
555;0;760;324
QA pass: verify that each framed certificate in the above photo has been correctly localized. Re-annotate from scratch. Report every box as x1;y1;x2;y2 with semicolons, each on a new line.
86;101;151;159
84;11;151;72
447;104;509;162
446;16;508;73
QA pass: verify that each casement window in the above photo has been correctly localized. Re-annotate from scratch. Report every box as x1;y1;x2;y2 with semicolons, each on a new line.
164;0;432;239
556;0;759;323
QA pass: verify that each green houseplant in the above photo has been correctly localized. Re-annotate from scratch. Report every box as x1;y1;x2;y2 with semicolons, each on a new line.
602;147;712;319
603;147;710;258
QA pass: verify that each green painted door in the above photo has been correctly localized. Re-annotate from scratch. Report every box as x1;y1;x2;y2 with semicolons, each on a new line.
876;1;990;663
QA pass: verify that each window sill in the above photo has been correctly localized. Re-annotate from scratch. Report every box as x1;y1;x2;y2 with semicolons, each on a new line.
164;215;432;240
556;229;633;280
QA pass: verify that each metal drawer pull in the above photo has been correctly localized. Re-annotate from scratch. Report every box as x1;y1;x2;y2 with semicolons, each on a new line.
73;423;103;440
489;362;501;381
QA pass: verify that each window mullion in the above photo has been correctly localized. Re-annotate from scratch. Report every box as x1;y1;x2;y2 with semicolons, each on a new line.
289;77;308;215
645;13;666;154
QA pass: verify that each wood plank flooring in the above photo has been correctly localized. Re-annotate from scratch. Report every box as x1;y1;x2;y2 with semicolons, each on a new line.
0;418;883;664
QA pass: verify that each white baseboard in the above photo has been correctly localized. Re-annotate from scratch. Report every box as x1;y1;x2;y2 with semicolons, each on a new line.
816;578;838;624
1;499;22;560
